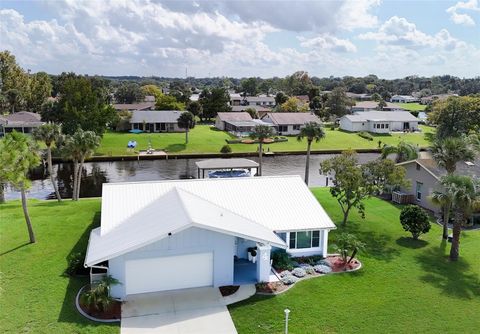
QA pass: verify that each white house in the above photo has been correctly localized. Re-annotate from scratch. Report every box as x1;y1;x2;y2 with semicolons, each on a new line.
84;176;336;299
390;95;419;103
339;111;419;133
351;101;404;112
215;112;252;131
130;110;183;132
245;95;275;107
262;112;321;135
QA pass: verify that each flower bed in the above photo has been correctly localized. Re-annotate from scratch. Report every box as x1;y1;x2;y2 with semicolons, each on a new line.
76;285;121;322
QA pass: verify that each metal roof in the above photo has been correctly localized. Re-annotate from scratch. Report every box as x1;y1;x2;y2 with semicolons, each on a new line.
113;102;155;110
227;120;273;127
343;111;418;122
264;112;321;125
0;112;44;127
85;186;289;266
196;158;259;170
130;110;183;123
216;112;252;122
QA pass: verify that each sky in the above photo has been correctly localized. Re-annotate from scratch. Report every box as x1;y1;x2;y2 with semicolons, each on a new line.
0;0;479;79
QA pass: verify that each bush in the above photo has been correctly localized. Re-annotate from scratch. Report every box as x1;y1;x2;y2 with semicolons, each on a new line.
400;205;431;240
314;265;332;274
81;275;120;312
271;250;292;269
358;131;373;141
410;111;419;117
281;275;298;285
220;145;232;154
291;267;306;278
316;259;331;267
65;252;86;276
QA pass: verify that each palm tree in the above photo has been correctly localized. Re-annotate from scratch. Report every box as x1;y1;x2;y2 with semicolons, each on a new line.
446;176;479;261
177;111;195;144
5;88;22;113
377;99;387;111
250;125;275;176
0;132;41;243
381;141;418;163
431;137;475;174
62;129;100;201
297;121;325;185
431;175;460;240
33;123;63;201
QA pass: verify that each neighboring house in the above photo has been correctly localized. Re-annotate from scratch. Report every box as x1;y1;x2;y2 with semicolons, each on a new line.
0;112;45;135
231;105;272;118
245;95;275;107
130;110;183;132
144;95;156;102
84;176;336;299
397;157;480;224
420;93;458;105
339;111;419;133
190;94;200;102
390;95;419;103
215;112;272;136
229;93;243;106
262;112;321;135
113;102;155;112
351;101;404;112
346;92;372;101
215;112;252;130
295;95;310;104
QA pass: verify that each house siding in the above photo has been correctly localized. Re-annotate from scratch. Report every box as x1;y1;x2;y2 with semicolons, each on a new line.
401;162;442;213
109;227;235;299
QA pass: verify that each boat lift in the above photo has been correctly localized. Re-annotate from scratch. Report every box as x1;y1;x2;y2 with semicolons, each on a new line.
195;158;259;179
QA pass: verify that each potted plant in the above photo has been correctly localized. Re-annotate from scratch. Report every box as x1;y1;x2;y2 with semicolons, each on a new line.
251;249;257;263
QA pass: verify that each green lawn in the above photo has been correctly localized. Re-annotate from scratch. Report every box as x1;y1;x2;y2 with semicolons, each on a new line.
229;188;480;333
96;125;434;156
1;190;479;333
397;103;427;111
0;199;118;334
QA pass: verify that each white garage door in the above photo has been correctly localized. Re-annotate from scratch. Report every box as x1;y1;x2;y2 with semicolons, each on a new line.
125;252;213;295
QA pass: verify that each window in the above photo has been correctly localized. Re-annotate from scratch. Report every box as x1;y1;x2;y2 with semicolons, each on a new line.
289;231;321;249
416;182;423;201
381;124;385;129
293;125;301;131
385;124;389;129
277;232;287;242
278;125;288;132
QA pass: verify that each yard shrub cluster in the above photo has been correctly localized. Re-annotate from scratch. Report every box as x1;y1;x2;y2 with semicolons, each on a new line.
220;144;232;154
358;131;374;141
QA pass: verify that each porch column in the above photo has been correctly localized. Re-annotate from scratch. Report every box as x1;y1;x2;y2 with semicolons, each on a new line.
256;243;272;283
322;230;329;258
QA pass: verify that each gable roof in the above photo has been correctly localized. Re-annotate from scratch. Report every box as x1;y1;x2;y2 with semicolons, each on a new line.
398;157;480;180
130;110;183;123
113;102;155;111
343;111;418;122
264;112;320;125
216;112;252;122
352;101;403;110
0;112;44;127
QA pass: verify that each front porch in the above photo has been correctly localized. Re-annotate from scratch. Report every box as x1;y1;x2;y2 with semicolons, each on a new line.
233;258;279;285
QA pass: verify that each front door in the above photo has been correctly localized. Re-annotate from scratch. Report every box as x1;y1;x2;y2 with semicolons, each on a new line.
403;122;410;130
160;123;166;132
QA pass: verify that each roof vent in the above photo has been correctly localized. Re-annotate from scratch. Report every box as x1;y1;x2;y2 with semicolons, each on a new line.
465;161;475;166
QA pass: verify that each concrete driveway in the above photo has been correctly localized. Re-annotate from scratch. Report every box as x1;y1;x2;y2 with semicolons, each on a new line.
121;287;238;334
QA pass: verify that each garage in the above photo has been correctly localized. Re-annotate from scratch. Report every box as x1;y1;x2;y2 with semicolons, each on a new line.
125;252;214;295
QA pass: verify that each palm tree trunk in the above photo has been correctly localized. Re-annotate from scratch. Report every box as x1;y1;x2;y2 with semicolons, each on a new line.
304;140;312;185
72;161;79;201
47;147;62;202
76;158;85;201
0;182;5;204
442;206;450;240
20;184;35;243
258;142;263;176
449;213;462;261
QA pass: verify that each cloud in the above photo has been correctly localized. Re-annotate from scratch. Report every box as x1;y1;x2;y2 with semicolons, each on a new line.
446;0;480;26
299;35;357;53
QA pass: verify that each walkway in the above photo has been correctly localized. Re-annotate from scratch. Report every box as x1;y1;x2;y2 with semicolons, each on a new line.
121;287;237;334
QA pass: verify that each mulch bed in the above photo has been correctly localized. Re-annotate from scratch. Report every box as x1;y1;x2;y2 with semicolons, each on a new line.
256;281;289;294
326;256;361;272
79;299;122;320
219;285;240;297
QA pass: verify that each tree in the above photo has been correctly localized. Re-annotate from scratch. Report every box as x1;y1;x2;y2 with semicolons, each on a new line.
325;87;353;117
297;121;325;185
5;88;22;113
431;137;475;174
177;112;195;144
334;233;365;265
399;205;431;240
186;100;203;118
381;141;418;163
199;88;231;120
33;123;63;201
0;132;41;243
309;96;323;112
363;158;409;195
26;72;52;112
244;107;259;119
250;125;275;176
371;93;382;102
241;77;259;96
81;275;119;312
377;99;387;111
61;129;101;201
114;82;145;103
283;71;312;95
141;84;162;99
320;150;376;225
0;50;29;112
155;94;185;110
431;175;461;239
275;92;288;105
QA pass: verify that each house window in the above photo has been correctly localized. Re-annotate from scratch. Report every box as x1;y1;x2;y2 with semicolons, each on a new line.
385;124;389;129
381;124;385;129
278;125;288;132
416;182;423;201
277;232;287;242
289;231;321;249
293;125;301;131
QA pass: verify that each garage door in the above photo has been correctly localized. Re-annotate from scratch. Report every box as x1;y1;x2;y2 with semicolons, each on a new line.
125;252;214;295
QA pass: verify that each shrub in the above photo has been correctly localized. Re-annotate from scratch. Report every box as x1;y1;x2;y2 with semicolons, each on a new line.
410;111;419;117
400;205;431;240
291;267;306;278
65;252;86;276
358;131;373;141
316;259;331;267
271;250;292;269
281;275;298;285
220;145;232;154
81;275;120;312
314;265;332;274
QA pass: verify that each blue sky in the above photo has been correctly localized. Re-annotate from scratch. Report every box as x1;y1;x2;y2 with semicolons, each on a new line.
1;0;479;78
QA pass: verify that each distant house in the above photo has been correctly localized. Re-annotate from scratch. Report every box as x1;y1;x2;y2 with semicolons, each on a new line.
0;112;45;135
113;102;155;112
130;110;183;133
262;112;321;135
215;112;252;131
339;111;419;133
215;112;273;136
245;95;275;107
346;92;372;101
144;95;156;102
351;101;404;112
390;95;419;103
229;93;243;106
231;105;272;118
396;157;480;224
295;95;310;104
420;94;458;105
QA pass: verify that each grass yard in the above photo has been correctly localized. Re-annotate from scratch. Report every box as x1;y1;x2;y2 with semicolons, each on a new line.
229;188;480;333
397;103;427;111
96;125;434;156
0;199;118;334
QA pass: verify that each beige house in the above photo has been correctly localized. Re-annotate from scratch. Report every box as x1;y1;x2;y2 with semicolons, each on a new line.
262;112;321;135
130;110;183;133
0;112;45;135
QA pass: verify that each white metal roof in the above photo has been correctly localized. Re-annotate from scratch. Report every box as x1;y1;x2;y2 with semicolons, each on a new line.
343;111;418;122
195;158;259;170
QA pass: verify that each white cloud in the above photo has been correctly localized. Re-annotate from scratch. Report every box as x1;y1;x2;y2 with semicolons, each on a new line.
446;0;480;26
299;35;357;53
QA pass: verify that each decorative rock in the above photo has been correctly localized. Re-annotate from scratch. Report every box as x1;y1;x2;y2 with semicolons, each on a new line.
316;259;331;267
314;264;332;274
299;264;315;275
291;267;306;278
279;270;291;278
281;275;298;285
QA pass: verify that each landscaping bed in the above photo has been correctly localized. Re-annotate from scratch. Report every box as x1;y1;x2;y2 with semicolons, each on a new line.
78;294;121;321
226;137;288;144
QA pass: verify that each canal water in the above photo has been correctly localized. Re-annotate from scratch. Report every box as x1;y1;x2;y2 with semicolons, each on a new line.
4;153;380;200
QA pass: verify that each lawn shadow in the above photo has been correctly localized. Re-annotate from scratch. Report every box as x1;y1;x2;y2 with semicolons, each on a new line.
165;143;186;152
414;241;480;299
396;237;429;249
57;211;117;328
0;242;30;256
